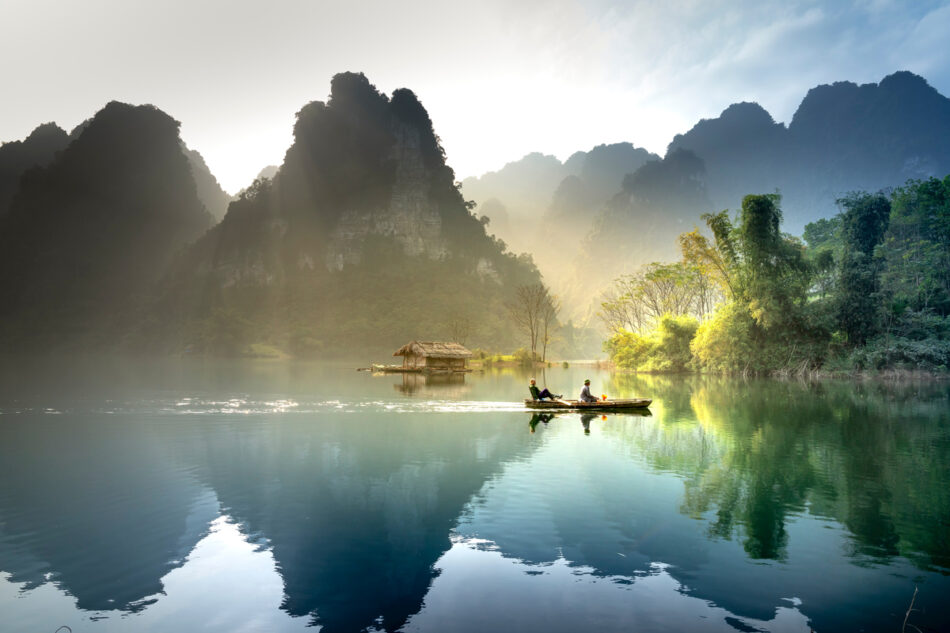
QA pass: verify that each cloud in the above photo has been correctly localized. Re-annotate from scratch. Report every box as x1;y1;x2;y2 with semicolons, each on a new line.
1;0;948;188
891;3;950;80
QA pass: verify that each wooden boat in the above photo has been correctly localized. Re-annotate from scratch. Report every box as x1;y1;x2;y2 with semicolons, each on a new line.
372;364;422;373
524;398;652;411
372;363;472;374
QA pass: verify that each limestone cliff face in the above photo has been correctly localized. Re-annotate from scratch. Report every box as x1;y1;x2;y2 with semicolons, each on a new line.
170;71;525;309
152;74;540;353
325;121;447;270
0;123;70;217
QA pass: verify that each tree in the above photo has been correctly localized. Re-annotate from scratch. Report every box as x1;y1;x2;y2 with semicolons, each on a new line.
599;275;647;333
836;192;891;345
447;313;472;345
506;283;552;359
598;262;720;335
690;194;821;372
539;292;561;362
680;221;736;299
882;177;950;316
603;314;698;372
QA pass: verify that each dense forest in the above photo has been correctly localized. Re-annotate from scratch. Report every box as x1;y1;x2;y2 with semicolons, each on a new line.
602;176;950;373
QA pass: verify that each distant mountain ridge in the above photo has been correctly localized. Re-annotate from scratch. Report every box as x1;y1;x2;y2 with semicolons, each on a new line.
462;143;658;227
0;73;539;353
0;102;214;349
461;142;659;318
157;72;538;354
182;147;234;221
463;71;950;320
669;70;950;230
0;122;232;222
0;123;70;217
2;70;946;351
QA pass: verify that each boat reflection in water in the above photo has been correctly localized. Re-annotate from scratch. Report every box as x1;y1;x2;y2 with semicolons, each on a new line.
529;410;653;436
528;412;555;433
393;371;468;397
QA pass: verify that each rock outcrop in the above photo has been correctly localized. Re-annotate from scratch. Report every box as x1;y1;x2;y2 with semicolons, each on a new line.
0;122;70;217
0;102;213;349
326;120;448;270
156;72;538;354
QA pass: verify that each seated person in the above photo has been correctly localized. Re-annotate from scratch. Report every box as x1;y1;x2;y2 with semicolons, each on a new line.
529;378;561;401
579;379;599;402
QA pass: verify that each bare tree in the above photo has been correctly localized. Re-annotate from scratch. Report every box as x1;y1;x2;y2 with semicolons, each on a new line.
540;292;561;362
598;261;722;334
506;283;552;359
599;275;645;333
447;313;472;345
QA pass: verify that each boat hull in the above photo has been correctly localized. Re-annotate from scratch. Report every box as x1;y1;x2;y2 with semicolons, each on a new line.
524;398;652;410
372;364;472;374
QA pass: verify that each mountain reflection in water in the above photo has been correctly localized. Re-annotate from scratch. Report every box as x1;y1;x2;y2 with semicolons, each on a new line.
0;359;948;633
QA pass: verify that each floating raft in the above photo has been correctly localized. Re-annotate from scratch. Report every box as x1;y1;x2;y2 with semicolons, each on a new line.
372;364;472;374
524;398;652;411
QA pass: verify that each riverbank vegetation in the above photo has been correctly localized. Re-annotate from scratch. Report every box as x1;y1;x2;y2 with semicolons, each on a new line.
602;176;950;374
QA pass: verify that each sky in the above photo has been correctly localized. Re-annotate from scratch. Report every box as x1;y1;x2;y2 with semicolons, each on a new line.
2;0;949;194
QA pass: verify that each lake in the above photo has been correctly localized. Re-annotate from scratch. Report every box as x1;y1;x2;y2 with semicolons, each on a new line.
1;358;948;633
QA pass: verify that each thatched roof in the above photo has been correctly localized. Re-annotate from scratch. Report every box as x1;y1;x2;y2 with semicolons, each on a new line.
393;341;473;359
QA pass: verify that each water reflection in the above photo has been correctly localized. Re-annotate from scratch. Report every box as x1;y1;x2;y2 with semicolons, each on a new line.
406;541;811;633
0;359;948;633
679;378;950;570
580;412;596;434
393;372;468;397
528;412;555;433
0;516;311;632
0;415;216;611
172;413;532;632
0;394;537;631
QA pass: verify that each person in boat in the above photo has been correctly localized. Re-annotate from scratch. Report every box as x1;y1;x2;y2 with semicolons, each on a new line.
529;378;562;401
579;379;598;403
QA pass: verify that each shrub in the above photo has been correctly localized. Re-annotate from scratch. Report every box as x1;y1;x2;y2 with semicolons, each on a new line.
848;337;950;371
513;347;534;367
604;314;699;372
691;303;757;372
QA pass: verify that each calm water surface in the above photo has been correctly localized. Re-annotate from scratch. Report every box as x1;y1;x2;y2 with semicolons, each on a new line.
0;358;948;633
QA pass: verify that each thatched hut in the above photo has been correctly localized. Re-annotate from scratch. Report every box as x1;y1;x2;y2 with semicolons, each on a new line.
393;341;473;372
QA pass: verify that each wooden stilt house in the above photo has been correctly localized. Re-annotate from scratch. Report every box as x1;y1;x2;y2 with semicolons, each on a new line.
393;341;473;372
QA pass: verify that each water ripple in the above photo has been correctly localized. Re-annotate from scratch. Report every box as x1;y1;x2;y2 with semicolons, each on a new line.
0;398;527;417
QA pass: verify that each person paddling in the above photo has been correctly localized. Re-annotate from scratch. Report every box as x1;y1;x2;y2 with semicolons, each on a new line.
529;378;562;402
579;379;599;403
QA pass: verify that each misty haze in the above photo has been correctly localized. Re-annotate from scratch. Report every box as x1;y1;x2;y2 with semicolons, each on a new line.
1;2;949;632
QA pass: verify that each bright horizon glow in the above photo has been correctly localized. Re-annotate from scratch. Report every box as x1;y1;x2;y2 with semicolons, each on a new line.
2;0;949;193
